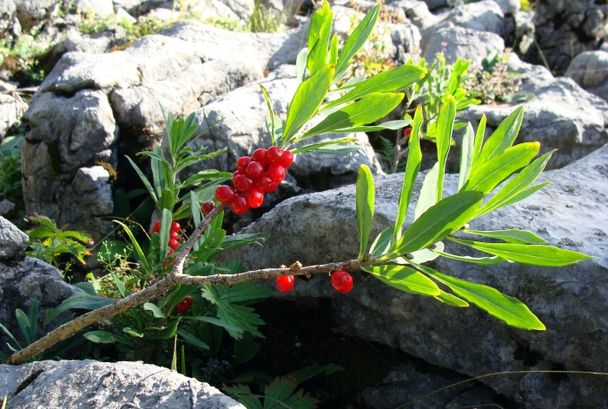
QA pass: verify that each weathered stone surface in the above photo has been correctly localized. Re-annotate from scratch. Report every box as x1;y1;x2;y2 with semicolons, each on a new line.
524;0;608;74
0;92;27;139
445;0;507;36
0;257;79;354
77;0;114;18
0;360;245;408
229;144;608;409
422;23;505;65
0;216;28;261
565;50;608;102
460;55;608;169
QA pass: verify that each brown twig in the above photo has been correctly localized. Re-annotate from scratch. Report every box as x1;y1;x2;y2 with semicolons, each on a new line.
7;205;367;365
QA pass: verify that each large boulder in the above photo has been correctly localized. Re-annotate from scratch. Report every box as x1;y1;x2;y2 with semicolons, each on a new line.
460;54;608;169
0;215;28;261
444;0;508;36
0;359;245;408
565;50;608;102
228;143;608;409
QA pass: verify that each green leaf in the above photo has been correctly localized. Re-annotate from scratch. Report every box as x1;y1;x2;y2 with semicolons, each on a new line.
291;137;359;154
477;106;524;164
177;328;209;350
183;316;244;334
123;327;144;338
434;291;470;307
393;105;423;244
282;65;334;142
335;4;380;79
479;151;552;214
307;1;332;74
15;309;32;345
260;84;276;145
435;95;456;201
224;385;262;409
420;265;546;330
364;265;441;296
295;48;309;83
327;119;409;133
144;302;166;319
301;92;404;139
464;229;547;244
126;156;158;205
44;293;113;325
264;377;318;409
471;114;486;166
326;63;427;110
111;272;128;298
414;162;439;220
370;227;392;258
464;142;540;194
452;240;591;267
114;220;149;272
160;208;173;256
408;241;443;264
434;250;505;265
398;191;484;254
0;322;22;350
458;123;474;189
84;330;118;344
356;165;375;260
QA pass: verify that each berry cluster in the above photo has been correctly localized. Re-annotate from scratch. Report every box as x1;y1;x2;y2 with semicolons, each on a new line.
151;220;182;253
174;295;193;313
274;270;354;294
214;146;294;215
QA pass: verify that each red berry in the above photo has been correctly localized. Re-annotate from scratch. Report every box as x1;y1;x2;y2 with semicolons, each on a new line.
175;295;193;313
168;237;180;250
246;189;264;208
265;146;283;163
254;176;274;193
150;221;161;234
236;156;251;172
331;270;354;294
201;200;215;215
403;127;412;137
252;148;268;165
245;161;265;179
276;275;295;293
280;150;294;168
230;195;249;215
215;185;235;204
266;164;286;183
170;230;180;240
171;221;181;232
233;174;253;192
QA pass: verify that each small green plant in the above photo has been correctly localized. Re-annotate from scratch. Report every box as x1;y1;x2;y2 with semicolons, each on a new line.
27;215;94;277
0;35;48;83
465;52;527;104
0;135;23;208
248;1;285;33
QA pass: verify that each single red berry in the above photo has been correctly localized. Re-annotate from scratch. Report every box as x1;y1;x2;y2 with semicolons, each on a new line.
215;185;235;204
265;146;283;163
168;237;180;250
403;127;412;137
246;189;264;208
254;176;274;193
279;150;294;168
150;221;161;234
276;275;295;293
252;148;268;165
171;221;181;232
236;156;251;172
170;230;180;240
201;200;215;215
230;195;249;215
233;174;253;192
266;164;286;183
245;161;265;179
331;270;354;294
175;295;193;313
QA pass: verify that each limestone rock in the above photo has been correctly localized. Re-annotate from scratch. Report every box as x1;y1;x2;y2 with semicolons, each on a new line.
0;360;245;408
0;92;27;139
0;216;28;261
445;0;507;36
565;50;608;102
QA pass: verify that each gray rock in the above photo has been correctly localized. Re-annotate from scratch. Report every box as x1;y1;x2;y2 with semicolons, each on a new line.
0;216;28;261
187;0;255;24
565;50;608;102
392;0;441;30
14;0;58;29
0;92;27;139
77;0;114;17
445;0;507;36
493;0;519;14
0;360;245;408
0;200;15;216
422;23;505;66
229;143;608;409
460;55;608;169
0;257;79;355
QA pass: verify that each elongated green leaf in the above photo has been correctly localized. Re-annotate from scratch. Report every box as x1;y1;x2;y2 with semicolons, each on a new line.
369;227;392;258
364;265;441;296
144;302;166;319
489;183;549;211
329;33;338;65
177;328;210;350
329;119;409;133
458;123;474;189
479;151;552;214
465;142;540;194
111;272;128;298
160;208;172;256
123;327;144;338
15;309;32;345
301;92;404;138
295;47;309;82
436;96;456;201
471;114;486;166
464;229;547;244
408;241;443;264
282;65;334;142
0;322;23;350
326;63;427;110
356;165;375;260
434;291;469;307
420;265;545;330
307;1;332;74
183;316;244;334
393;105;423;244
335;4;380;78
477;106;524;164
453;240;591;267
291;137;358;154
114;220;149;272
307;1;330;50
260;84;276;145
398;191;484;254
434;250;504;265
84;330;117;344
126;156;158;205
414;162;439;220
